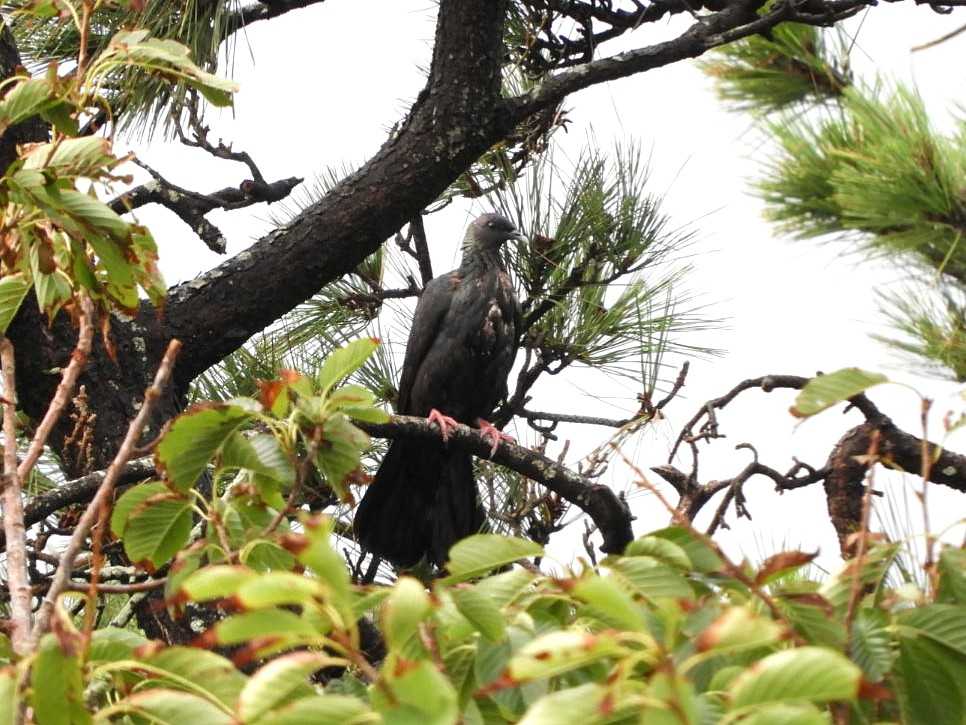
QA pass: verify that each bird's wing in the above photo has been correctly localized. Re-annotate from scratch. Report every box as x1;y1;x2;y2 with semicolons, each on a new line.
396;273;457;413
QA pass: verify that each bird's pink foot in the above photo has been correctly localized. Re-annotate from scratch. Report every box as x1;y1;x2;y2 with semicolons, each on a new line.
476;418;515;457
427;409;459;443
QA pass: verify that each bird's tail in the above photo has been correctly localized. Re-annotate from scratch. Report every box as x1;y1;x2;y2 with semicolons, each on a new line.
353;439;485;568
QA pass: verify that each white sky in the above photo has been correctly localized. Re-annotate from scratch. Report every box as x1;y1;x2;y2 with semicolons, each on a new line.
121;2;966;573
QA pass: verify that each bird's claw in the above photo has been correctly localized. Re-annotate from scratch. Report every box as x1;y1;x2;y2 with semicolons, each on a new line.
427;409;459;443
476;418;515;458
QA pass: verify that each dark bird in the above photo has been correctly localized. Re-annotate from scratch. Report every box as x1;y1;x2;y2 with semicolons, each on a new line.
354;213;523;568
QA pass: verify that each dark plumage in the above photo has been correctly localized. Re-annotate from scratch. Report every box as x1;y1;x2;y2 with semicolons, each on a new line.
354;213;523;567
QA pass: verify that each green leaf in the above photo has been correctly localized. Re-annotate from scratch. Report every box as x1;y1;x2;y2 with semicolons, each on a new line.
180;565;258;601
214;609;318;647
253;695;377;725
606;556;693;600
450;586;506;641
106;689;233;725
573;575;646;632
518;682;610;725
288;516;352;613
695;606;785;654
121;491;193;568
649;527;722;573
0;668;18;725
314;413;368;498
235;572;327;609
99;31;238;107
221;432;295;487
850;608;893;682
0;273;31;334
88;628;148;663
382;576;433;651
898;604;966;657
509;630;623;681
31;633;90;725
729;646;861;709
736;703;828;725
375;656;459;725
144;648;247;708
240;539;296;573
156;400;257;491
937;547;966;604
444;535;543;582
623;535;692;569
22;137;116;178
238;652;342;722
473;568;536;609
316;338;380;394
790;368;889;417
893;634;966;725
110;480;167;536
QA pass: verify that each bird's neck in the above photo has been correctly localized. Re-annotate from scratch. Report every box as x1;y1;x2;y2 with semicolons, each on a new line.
458;245;505;276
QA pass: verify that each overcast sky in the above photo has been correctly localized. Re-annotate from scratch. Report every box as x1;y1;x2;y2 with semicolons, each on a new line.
121;2;966;572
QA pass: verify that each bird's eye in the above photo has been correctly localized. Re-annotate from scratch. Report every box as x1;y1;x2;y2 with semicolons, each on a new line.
487;222;495;228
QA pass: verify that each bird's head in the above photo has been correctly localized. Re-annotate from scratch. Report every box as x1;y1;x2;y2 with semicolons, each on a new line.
465;213;526;253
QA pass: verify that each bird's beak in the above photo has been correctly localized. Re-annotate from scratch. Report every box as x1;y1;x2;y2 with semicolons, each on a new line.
510;230;527;243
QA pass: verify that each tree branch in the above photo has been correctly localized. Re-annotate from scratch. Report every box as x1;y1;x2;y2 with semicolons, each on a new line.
358;414;634;554
32;340;181;644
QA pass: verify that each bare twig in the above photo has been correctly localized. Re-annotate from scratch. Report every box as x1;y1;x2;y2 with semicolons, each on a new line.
911;21;966;51
17;296;95;483
32;340;182;644
1;337;31;655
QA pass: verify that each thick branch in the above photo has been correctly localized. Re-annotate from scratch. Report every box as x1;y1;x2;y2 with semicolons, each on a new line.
358;414;634;554
509;0;871;118
164;0;512;387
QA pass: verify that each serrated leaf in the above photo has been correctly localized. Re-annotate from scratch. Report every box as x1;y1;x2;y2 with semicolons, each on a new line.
509;630;624;681
240;539;296;572
937;547;966;604
106;689;233;725
450;586;506;641
214;609;319;648
222;432;295;487
100;31;238;107
31;633;90;725
235;572;327;609
180;565;258;601
382;577;432;651
790;368;888;418
121;492;192;568
287;516;351;613
156;401;257;491
695;606;785;653
88;628;148;663
649;527;722;573
110;480;167;536
238;652;343;722
729;646;861;709
315;413;368;498
573;575;646;632
317;338;380;394
623;535;692;569
444;535;543;582
755;550;817;586
893;634;966;725
518;682;609;725
144;648;247;708
736;703;828;725
0;273;31;334
22;137;115;178
850;608;893;682
898;604;966;657
473;568;536;609
606;556;694;600
253;694;377;725
375;656;458;725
